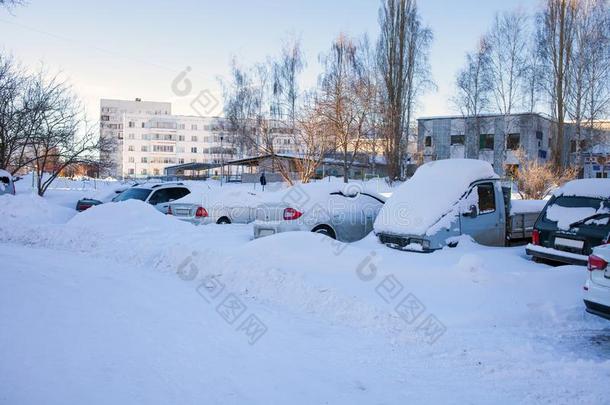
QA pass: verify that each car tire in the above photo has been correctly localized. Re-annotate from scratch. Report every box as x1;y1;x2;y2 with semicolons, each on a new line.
217;217;231;225
312;225;336;239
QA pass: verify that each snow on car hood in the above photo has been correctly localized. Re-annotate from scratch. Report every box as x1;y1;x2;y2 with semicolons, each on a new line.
374;159;497;236
554;178;610;199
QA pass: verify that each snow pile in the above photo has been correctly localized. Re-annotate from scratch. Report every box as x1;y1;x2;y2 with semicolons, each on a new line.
374;159;497;235
554;178;610;199
0;193;75;226
67;199;191;236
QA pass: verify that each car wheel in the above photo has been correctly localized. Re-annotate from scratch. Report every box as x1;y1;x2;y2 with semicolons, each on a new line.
217;217;231;225
312;225;336;239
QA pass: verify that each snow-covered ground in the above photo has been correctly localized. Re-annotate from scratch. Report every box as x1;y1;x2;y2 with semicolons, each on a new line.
1;177;609;404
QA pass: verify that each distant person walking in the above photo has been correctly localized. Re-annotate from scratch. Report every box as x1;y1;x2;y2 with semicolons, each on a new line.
259;172;267;191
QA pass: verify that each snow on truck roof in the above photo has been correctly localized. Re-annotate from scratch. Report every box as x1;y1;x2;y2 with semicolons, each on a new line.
374;159;497;236
554;178;610;199
0;169;12;178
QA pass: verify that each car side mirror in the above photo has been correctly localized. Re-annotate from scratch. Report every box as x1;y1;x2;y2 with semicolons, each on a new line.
463;204;478;218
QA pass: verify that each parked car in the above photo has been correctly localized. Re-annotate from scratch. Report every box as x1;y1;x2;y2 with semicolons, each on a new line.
0;169;16;196
526;179;610;265
583;244;610;320
77;182;190;214
75;185;131;211
374;159;543;252
168;189;261;225
253;184;386;242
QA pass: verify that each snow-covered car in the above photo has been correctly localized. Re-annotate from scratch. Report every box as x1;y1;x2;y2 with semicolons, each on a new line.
168;189;261;225
0;169;16;196
75;185;132;211
77;182;190;214
526;179;610;265
253;183;386;241
374;159;543;252
583;244;610;320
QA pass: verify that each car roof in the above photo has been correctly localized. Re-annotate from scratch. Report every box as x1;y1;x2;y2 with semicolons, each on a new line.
132;182;187;190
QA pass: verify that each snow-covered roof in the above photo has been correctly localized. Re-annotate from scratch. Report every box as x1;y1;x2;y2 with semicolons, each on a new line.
374;159;497;236
0;169;12;178
588;144;610;155
554;178;610;199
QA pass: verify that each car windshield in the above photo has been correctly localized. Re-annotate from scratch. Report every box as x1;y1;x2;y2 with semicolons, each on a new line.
112;188;152;202
543;196;610;230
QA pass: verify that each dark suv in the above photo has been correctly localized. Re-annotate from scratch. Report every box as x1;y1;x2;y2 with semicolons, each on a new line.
526;179;610;265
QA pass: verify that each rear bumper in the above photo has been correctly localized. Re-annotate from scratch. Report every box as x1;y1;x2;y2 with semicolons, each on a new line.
584;300;610;321
525;244;588;266
253;221;301;239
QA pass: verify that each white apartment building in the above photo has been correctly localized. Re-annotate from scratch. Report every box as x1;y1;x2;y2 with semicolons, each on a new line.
100;98;298;178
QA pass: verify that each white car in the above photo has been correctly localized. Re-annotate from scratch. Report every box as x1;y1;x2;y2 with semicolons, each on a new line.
253;183;386;242
168;189;261;225
584;244;610;320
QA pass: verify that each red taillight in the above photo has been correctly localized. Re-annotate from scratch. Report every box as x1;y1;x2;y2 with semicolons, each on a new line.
167;206;173;215
588;255;608;271
195;206;208;218
532;229;540;245
283;207;302;221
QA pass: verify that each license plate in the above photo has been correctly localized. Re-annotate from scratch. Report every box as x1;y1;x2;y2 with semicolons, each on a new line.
259;229;275;237
555;237;584;250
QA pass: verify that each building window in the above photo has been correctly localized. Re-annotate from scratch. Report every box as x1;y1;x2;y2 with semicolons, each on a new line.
141;157;148;163
128;121;135;128
128;168;135;175
596;172;608;178
450;135;465;146
178;135;185;141
191;147;198;153
191;124;197;130
128;145;135;152
128;156;135;163
153;145;174;153
191;136;198;142
424;136;432;147
179;158;185;164
479;134;494;150
128;133;135;140
101;115;110;121
179;124;185;130
506;133;520;150
141;122;145;128
141;169;147;175
141;145;148;152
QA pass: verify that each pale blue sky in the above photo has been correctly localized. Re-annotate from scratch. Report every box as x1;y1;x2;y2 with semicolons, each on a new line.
0;0;536;119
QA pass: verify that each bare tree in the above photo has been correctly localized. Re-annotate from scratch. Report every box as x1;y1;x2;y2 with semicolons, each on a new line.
272;37;306;127
537;0;579;168
318;34;372;183
291;93;332;183
485;10;529;176
22;71;111;196
0;54;26;172
453;38;492;158
377;0;433;181
582;0;610;143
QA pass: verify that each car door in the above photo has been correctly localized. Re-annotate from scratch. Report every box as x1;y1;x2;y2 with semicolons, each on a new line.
328;193;366;242
358;193;385;236
460;182;503;246
147;188;173;213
